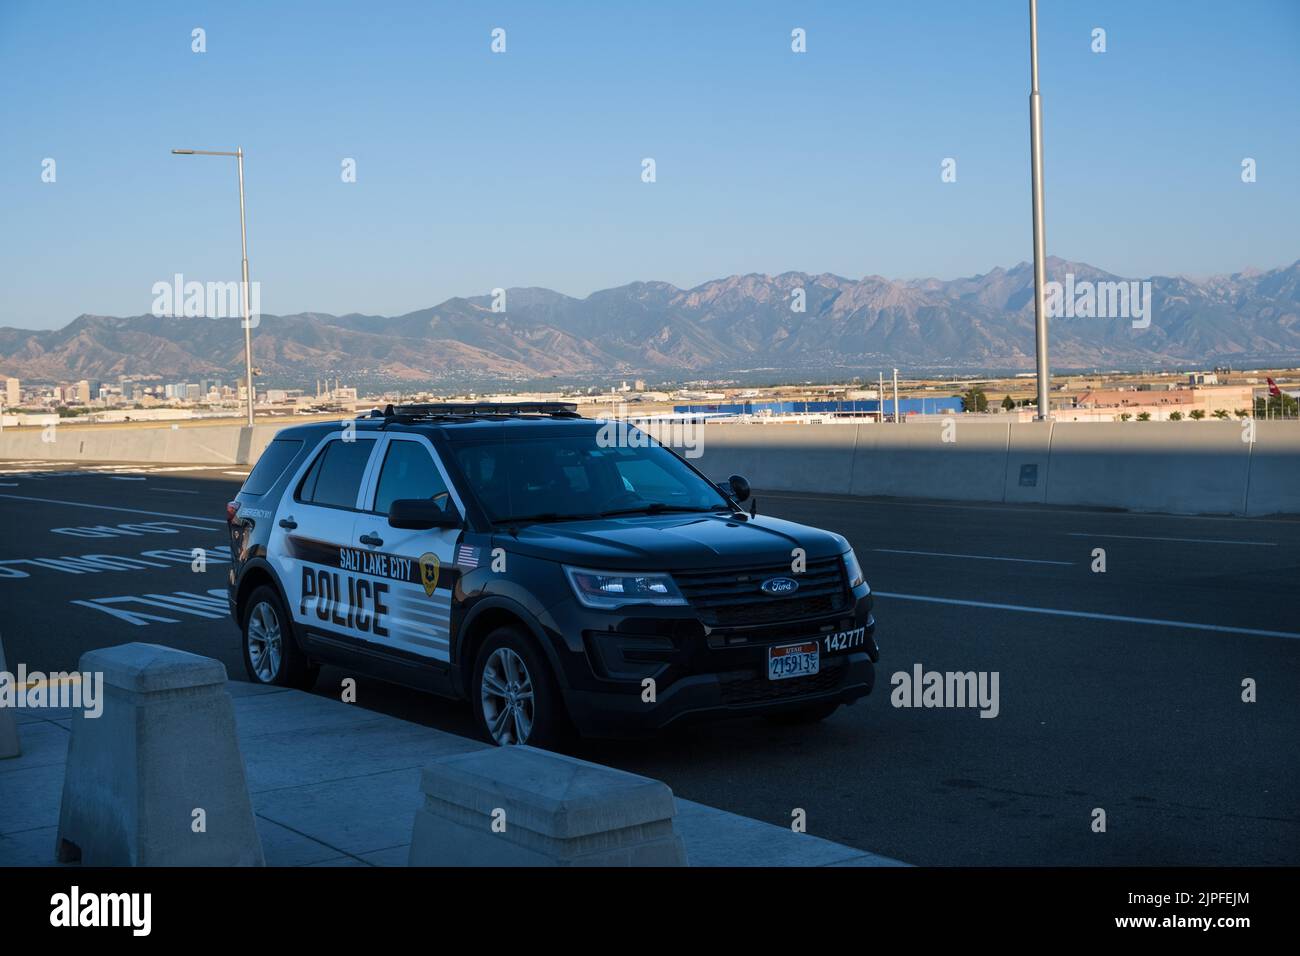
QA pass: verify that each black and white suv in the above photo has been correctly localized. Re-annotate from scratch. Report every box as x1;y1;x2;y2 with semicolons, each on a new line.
226;403;878;746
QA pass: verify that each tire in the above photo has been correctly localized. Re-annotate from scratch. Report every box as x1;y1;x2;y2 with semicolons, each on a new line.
471;627;565;748
241;585;318;690
761;700;841;725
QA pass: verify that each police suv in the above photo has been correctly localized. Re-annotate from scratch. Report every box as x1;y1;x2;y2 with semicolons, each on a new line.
227;403;878;747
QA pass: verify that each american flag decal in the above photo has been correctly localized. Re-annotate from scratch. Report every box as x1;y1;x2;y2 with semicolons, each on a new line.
456;544;480;569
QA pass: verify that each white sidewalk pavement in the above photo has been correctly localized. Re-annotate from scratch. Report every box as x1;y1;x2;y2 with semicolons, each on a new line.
1;681;904;867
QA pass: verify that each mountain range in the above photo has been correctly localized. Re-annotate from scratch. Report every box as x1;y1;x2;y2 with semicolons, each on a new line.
2;257;1298;386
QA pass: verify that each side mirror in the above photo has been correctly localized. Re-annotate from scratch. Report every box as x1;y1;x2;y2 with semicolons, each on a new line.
388;498;461;530
726;474;751;503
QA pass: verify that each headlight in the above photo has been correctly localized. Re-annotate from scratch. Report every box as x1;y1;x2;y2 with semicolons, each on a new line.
563;566;688;609
842;549;867;590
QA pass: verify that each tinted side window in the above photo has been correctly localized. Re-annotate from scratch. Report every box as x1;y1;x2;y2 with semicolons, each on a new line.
242;439;303;496
297;439;375;509
296;448;326;503
373;441;450;514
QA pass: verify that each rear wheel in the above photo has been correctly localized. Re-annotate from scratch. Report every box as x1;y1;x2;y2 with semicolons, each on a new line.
241;585;318;690
472;627;565;748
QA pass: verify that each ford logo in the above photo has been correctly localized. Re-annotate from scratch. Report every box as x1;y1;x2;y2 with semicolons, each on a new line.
759;576;799;596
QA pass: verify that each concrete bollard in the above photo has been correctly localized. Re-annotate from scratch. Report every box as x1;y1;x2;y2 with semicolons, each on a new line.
56;643;264;866
409;745;687;866
0;637;19;759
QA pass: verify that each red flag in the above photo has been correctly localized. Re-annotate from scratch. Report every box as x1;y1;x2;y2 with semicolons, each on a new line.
1267;377;1282;397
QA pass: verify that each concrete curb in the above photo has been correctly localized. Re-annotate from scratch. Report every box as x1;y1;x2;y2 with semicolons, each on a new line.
55;643;264;866
409;746;688;866
2;676;905;867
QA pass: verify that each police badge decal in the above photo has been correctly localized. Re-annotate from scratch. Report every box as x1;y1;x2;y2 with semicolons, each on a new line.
418;552;440;597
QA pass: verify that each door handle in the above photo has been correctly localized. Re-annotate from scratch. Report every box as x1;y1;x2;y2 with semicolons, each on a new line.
278;517;298;530
359;532;384;547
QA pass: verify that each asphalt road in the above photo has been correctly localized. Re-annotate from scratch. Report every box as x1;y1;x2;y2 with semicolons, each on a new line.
2;459;1297;866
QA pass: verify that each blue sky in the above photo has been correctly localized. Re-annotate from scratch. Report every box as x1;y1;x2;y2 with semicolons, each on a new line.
1;0;1297;328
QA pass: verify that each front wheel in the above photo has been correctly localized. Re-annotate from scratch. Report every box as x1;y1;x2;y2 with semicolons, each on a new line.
471;627;565;748
241;585;318;690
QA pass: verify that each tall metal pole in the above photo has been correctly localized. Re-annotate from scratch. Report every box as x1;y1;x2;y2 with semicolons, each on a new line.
878;371;885;424
893;368;900;424
237;148;255;427
1029;0;1051;420
172;147;257;428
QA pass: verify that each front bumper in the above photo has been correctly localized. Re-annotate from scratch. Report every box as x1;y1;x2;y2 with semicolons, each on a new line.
541;587;878;737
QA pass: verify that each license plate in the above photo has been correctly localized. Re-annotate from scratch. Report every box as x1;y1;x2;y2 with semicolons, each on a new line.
768;641;820;681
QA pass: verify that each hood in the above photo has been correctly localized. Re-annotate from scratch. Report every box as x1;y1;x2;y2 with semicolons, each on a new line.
497;512;848;570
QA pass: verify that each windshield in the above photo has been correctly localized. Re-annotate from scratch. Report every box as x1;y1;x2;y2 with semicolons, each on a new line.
449;432;732;524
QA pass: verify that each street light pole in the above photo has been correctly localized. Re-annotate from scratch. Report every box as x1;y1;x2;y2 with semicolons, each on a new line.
236;148;255;429
172;147;256;427
1029;0;1051;421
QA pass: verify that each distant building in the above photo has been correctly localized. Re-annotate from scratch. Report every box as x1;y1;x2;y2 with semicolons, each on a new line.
1069;384;1253;420
673;398;962;419
3;378;18;407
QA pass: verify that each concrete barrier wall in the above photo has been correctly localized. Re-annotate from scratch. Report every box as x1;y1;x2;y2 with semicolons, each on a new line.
1044;421;1251;514
0;422;248;464
851;421;1010;501
667;419;1296;517
2;417;1296;516
645;422;859;495
1244;422;1300;517
1002;420;1053;506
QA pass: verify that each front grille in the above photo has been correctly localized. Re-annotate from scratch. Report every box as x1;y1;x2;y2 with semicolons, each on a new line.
676;556;849;627
719;658;847;705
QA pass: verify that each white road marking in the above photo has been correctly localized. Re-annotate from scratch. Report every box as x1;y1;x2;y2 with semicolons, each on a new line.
0;544;228;580
873;548;1073;566
0;493;225;523
874;591;1300;640
156;487;200;494
71;588;229;626
108;476;146;481
0;464;236;479
1066;532;1278;547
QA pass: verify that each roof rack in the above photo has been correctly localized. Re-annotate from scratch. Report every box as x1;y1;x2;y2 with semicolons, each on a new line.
378;401;583;423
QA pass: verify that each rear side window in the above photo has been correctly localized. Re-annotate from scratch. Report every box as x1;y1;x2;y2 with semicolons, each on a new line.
373;440;450;514
242;439;303;496
297;438;375;509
